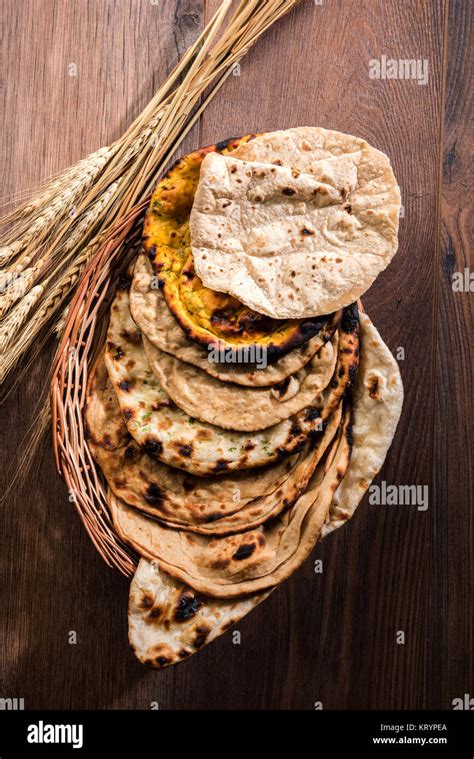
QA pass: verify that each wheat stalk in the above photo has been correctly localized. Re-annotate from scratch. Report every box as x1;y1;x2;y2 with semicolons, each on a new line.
0;286;44;372
2;0;302;391
0;147;115;267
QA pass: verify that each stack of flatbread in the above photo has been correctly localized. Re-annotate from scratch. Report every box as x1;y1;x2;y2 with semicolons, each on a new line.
84;128;403;669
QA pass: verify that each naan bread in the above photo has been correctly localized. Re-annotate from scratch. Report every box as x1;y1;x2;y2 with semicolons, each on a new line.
104;283;358;475
130;254;341;387
190;127;400;319
143;331;338;431
127;315;403;665
109;407;352;598
129;558;272;669
321;312;403;536
86;354;342;534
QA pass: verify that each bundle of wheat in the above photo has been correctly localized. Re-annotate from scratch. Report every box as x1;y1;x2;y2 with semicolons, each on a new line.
1;0;302;395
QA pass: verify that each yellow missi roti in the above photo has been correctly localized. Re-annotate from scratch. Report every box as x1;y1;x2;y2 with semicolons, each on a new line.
142;136;332;359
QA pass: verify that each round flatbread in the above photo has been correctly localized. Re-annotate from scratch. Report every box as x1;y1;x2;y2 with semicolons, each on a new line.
190;127;401;319
143;136;330;357
129;254;341;387
110;407;351;598
143;330;338;431
85;353;343;534
104;283;358;475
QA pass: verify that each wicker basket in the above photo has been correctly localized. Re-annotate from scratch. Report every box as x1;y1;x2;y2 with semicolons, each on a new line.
50;203;151;577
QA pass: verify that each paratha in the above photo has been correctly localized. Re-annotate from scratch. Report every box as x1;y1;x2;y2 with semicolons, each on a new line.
190;127;401;319
129;558;272;669
126;314;403;667
130;254;341;387
142;136;331;357
109;406;352;598
143;331;338;431
86;353;343;534
104;283;358;475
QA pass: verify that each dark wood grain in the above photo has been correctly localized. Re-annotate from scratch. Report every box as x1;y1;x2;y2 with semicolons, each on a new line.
429;0;473;708
1;0;472;710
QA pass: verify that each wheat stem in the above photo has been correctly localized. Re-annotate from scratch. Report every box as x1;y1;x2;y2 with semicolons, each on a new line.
3;0;302;388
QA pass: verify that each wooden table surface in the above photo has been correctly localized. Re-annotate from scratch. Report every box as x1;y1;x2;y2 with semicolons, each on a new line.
2;0;472;710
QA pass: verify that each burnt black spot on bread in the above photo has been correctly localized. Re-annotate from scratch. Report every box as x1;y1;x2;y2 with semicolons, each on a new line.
214;459;229;473
305;407;321;422
139;592;154;610
177;443;193;457
368;376;380;398
100;432;113;449
117;274;131;290
347;421;354;450
143;438;163;456
289;420;302;437
148;605;164;619
110;344;124;361
194;625;211;648
232;543;256;561
204;512;225;524
174;591;203;622
273;376;291;397
340;303;359;334
300;317;325;335
144;483;164;507
282;187;296;196
349;363;358;385
124;444;138;460
123;407;134;422
216;137;239;152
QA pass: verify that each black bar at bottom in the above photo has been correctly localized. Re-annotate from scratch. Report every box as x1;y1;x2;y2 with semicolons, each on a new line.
0;709;472;757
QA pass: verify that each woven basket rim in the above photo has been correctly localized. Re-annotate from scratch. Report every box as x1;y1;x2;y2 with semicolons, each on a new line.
50;200;149;577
